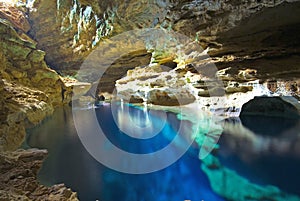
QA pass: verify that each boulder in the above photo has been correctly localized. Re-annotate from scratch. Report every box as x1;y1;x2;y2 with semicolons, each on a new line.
148;89;195;106
240;96;300;119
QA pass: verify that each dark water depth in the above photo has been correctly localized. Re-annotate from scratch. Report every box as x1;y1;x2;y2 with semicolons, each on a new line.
218;116;300;196
26;105;224;201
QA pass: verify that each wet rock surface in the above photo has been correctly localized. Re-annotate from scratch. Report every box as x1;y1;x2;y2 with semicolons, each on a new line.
0;5;80;196
0;2;90;151
0;149;78;201
0;0;300;200
0;8;82;151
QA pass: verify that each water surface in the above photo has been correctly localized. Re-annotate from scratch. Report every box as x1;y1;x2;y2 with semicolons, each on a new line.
27;104;300;200
218;116;300;196
27;105;224;201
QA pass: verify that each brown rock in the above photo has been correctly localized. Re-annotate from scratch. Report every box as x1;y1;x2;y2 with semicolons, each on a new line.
148;89;196;106
0;15;66;151
0;2;30;32
0;149;78;201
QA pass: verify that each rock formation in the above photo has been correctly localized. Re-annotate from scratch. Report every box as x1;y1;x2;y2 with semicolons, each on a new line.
25;0;300;93
201;154;300;201
116;64;196;106
0;149;78;201
27;0;169;73
1;0;300;200
0;4;81;199
0;2;93;151
240;96;300;118
0;11;61;151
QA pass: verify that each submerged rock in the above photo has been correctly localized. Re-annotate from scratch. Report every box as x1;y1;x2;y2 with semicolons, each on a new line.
201;154;300;201
0;0;300;199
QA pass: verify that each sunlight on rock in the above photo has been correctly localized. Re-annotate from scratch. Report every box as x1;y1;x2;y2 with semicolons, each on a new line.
0;0;16;5
1;0;300;200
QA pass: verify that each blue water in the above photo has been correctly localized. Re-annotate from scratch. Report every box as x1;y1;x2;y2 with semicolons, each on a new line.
218;116;300;196
26;105;224;201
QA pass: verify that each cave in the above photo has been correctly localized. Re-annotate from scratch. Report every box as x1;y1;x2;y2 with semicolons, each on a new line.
1;0;300;201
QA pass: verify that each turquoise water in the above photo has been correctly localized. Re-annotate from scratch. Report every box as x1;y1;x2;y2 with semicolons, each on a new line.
26;105;224;201
26;104;300;200
218;116;300;197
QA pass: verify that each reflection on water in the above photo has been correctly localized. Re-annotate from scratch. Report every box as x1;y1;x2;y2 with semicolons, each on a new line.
112;102;167;140
26;105;224;201
26;104;300;200
218;116;300;196
240;115;298;136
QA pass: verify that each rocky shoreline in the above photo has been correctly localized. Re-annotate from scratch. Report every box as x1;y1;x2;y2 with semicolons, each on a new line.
0;0;300;200
0;3;84;199
0;149;78;200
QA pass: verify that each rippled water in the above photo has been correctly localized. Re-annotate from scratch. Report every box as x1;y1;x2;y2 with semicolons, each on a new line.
26;105;224;201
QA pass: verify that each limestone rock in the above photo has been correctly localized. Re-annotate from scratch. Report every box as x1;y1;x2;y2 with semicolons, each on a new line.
0;149;78;201
0;80;53;151
0;2;30;32
240;96;300;119
27;0;109;72
116;64;196;106
25;0;300;98
96;49;152;93
0;13;66;151
225;86;253;94
0;1;299;200
27;0;168;73
27;0;300;74
210;1;300;80
265;79;300;96
60;76;92;101
148;89;195;106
